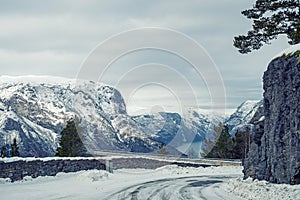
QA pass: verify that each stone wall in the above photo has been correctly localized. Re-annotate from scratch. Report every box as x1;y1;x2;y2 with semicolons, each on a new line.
0;156;234;182
0;158;106;182
243;52;300;184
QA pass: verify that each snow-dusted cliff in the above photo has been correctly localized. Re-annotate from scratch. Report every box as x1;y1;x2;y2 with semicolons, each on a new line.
0;76;155;156
225;100;263;136
0;75;258;157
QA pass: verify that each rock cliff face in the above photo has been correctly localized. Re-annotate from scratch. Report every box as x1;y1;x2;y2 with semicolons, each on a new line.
244;51;300;184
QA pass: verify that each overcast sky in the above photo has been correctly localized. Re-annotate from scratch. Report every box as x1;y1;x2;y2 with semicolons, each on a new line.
0;0;290;115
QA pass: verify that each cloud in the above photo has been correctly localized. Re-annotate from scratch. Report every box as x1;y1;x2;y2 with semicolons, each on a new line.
0;50;82;77
0;0;290;112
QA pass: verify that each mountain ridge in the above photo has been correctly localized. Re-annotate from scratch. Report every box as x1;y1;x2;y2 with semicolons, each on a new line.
0;75;260;157
225;100;263;136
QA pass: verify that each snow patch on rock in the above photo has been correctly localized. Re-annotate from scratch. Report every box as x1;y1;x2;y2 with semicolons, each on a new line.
273;44;300;60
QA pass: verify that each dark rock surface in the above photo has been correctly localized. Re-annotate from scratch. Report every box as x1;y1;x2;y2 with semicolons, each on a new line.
243;51;300;184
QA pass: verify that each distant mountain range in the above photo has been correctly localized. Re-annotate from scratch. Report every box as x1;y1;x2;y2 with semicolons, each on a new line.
0;76;262;157
225;100;263;136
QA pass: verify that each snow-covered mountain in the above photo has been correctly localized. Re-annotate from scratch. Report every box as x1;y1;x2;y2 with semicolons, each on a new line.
130;109;223;156
0;76;160;156
225;100;263;136
0;76;256;157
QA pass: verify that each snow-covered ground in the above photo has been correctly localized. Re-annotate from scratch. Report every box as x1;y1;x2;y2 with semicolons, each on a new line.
0;165;299;200
222;177;300;200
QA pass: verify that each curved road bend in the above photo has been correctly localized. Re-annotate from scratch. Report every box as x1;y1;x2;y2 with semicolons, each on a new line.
103;175;244;200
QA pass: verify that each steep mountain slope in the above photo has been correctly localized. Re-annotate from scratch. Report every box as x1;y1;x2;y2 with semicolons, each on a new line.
0;76;156;156
225;100;263;136
0;76;232;158
130;109;223;157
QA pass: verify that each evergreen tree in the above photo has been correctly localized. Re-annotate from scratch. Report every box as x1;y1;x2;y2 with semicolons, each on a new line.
233;128;251;159
11;138;19;157
55;119;88;157
206;124;235;158
234;0;300;53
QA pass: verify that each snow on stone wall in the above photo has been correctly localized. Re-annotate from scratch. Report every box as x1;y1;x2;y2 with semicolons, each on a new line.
0;158;106;182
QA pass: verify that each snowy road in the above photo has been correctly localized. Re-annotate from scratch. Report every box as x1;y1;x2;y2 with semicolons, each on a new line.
104;175;241;200
0;165;244;200
1;165;299;199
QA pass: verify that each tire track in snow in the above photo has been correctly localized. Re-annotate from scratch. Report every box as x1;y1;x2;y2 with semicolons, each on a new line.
103;176;234;200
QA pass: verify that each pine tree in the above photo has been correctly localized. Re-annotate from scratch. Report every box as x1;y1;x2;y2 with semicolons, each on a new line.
206;124;235;158
233;128;251;159
55;119;88;157
234;0;300;53
11;138;19;157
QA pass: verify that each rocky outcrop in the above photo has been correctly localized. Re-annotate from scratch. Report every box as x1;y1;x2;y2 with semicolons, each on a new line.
243;51;300;184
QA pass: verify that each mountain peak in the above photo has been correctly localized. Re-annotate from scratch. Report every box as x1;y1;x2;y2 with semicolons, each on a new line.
225;100;263;135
